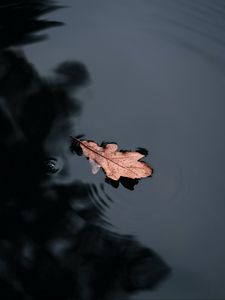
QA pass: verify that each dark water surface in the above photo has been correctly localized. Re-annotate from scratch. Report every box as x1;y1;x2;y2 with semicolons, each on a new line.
1;0;225;299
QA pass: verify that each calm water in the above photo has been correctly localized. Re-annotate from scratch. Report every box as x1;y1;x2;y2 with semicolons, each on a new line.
1;0;225;299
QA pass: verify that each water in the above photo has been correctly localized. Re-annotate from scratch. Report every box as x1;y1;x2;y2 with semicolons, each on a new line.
1;0;225;299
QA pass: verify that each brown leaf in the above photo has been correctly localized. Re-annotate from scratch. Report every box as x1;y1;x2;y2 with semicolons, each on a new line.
73;138;153;181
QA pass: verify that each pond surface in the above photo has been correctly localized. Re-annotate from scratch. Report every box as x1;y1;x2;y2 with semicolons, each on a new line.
1;0;225;299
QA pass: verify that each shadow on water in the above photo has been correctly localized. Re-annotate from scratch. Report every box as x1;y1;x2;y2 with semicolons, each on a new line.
0;1;170;299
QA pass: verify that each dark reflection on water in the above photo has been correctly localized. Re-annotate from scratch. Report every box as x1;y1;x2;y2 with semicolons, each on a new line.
0;1;170;299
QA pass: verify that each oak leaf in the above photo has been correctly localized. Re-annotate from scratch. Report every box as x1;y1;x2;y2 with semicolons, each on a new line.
72;138;153;182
